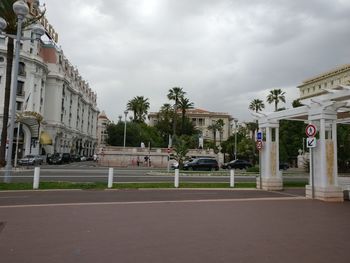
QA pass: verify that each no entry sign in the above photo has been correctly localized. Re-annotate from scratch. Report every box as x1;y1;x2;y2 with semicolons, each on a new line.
256;140;263;150
306;124;317;137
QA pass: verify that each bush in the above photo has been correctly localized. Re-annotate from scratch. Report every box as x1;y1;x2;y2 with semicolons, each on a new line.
246;166;259;173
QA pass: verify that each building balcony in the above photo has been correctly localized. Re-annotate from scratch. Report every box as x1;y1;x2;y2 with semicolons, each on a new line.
16;91;25;98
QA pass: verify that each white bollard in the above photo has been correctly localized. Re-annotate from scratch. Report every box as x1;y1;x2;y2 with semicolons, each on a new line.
174;169;179;188
33;167;40;189
230;169;235;188
108;168;114;188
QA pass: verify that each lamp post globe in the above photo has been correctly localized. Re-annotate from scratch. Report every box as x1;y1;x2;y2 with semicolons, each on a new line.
31;23;45;39
13;0;29;18
0;17;7;32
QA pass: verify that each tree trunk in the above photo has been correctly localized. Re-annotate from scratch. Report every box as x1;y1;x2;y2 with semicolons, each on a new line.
0;38;14;167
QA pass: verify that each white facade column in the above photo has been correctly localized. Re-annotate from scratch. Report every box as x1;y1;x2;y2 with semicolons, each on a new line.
306;109;343;201
257;120;282;190
332;120;338;186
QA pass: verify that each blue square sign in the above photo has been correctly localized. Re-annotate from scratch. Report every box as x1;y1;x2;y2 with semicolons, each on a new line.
257;131;262;141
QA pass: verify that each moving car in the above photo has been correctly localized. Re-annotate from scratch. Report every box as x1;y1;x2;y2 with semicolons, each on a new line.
183;158;219;171
18;155;43;166
221;159;252;170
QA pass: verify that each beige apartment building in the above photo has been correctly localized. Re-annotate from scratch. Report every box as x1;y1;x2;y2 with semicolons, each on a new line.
97;111;111;148
148;108;234;143
298;64;350;99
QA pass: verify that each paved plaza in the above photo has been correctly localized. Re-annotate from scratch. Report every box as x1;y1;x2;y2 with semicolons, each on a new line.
0;189;349;263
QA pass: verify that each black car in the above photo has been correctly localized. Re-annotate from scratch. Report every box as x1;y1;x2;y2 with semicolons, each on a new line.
51;153;71;165
183;158;219;171
221;159;252;170
47;153;60;165
279;162;289;170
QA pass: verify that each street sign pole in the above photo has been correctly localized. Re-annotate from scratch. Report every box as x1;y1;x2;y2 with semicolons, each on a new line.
259;151;262;189
311;148;314;199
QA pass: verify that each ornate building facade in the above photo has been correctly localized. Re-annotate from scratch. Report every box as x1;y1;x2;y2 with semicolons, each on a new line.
0;9;99;158
148;108;234;143
298;64;350;99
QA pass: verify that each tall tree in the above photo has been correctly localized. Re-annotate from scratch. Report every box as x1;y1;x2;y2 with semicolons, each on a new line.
208;119;224;146
167;87;185;137
267;89;286;111
126;96;150;123
0;1;44;167
178;97;194;134
249;99;265;112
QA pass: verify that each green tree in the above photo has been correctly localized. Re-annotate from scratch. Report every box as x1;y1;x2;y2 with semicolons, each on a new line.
0;1;44;167
249;99;265;113
267;89;286;111
107;122;163;147
208;119;224;146
126;96;150;123
173;136;190;169
167;87;185;137
178;97;194;134
292;99;303;108
154;103;174;144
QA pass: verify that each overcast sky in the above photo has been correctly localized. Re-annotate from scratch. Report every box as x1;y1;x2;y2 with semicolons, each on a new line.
43;0;350;122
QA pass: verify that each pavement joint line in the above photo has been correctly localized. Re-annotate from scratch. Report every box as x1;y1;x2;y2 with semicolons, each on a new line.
266;190;305;198
0;196;306;209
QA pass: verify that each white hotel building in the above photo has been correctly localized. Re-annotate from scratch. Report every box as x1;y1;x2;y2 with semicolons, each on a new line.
0;13;99;158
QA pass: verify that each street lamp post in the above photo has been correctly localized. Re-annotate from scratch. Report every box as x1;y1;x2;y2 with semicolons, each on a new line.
123;110;128;148
234;119;238;160
0;1;45;182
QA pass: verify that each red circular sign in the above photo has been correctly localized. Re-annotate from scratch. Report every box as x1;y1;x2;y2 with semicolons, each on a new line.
256;140;263;150
306;124;317;137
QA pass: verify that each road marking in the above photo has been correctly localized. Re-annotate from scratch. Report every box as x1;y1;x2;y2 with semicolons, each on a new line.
0;196;29;199
0;196;306;209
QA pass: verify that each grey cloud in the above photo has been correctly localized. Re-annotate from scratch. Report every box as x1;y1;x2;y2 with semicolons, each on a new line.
44;0;350;121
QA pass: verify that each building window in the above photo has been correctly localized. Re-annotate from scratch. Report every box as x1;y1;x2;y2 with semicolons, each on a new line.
0;56;4;63
18;62;26;76
198;118;204;126
17;81;24;96
16;101;22;111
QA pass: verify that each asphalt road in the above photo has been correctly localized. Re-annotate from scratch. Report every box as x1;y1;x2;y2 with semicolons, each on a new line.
0;162;309;184
0;189;349;263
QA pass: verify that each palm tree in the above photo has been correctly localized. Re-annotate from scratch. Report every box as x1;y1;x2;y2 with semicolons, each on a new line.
266;89;286;111
167;87;185;137
0;1;44;167
208;119;225;146
126;96;150;123
249;99;265;113
178;97;194;134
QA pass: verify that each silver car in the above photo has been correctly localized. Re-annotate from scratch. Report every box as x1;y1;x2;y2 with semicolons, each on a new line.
18;155;43;166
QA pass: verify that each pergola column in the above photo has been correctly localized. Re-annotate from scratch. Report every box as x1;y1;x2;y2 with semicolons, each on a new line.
257;120;282;190
306;109;343;201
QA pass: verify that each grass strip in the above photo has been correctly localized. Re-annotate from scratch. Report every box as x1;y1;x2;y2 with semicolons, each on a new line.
0;181;307;190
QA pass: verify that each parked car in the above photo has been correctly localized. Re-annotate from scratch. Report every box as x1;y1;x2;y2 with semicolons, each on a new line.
279;162;289;170
80;156;87;161
51;153;71;165
18;155;43;166
183;158;219;171
71;154;81;162
47;153;59;164
221;159;252;170
170;160;179;169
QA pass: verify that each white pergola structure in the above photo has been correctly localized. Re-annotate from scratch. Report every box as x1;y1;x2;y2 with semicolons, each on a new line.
255;85;350;202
